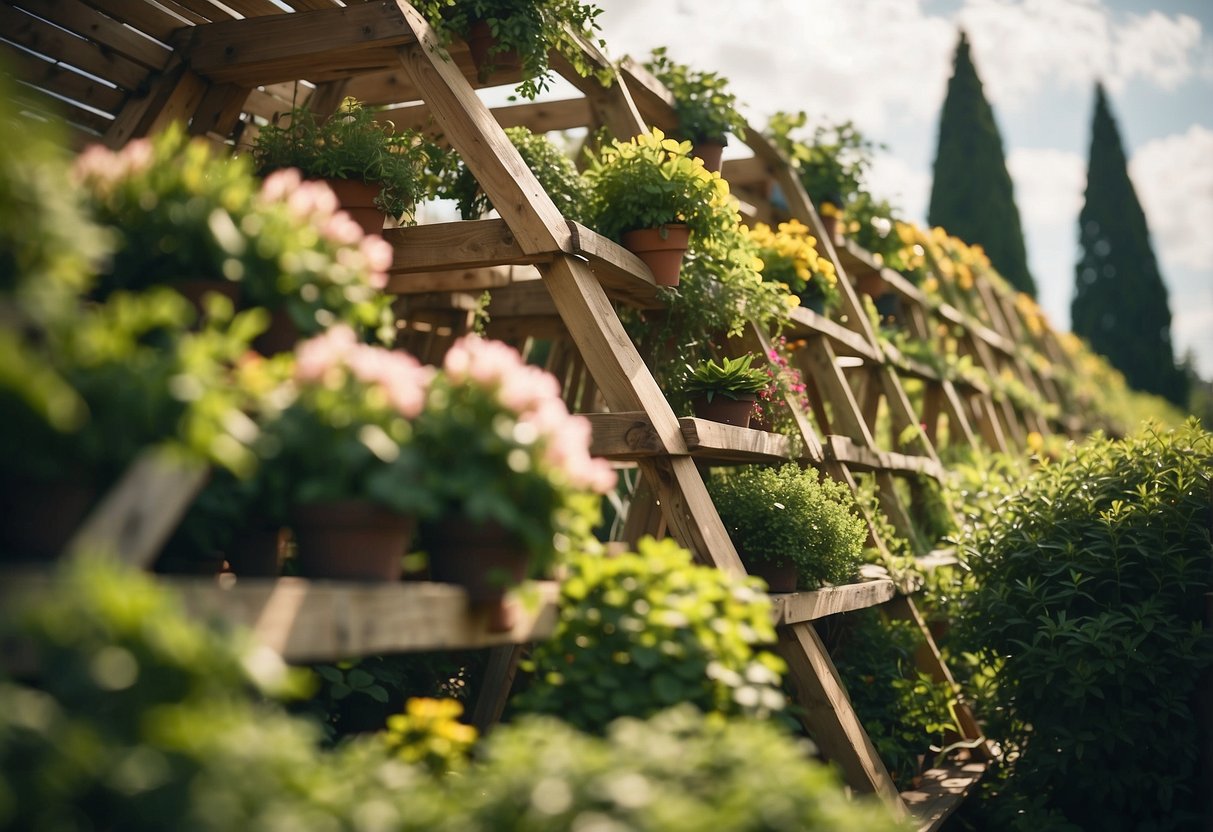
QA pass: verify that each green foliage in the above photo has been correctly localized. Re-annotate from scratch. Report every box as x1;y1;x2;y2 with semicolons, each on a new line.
644;47;747;144
1072;84;1186;404
707;464;867;588
765;111;901;262
445;126;590;223
416;0;610;100
514;537;786;731
251;98;445;220
928;32;1035;297
956;421;1213;830
832;610;961;789
78;127;395;341
462;706;907;831
585;128;739;244
683;353;770;402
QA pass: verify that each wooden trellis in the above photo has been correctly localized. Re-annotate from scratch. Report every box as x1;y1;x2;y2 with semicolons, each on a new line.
1;1;1096;827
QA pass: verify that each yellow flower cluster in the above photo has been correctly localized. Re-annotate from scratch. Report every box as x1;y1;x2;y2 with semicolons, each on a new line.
744;219;838;295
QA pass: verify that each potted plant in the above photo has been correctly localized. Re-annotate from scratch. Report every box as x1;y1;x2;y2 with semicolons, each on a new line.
745;219;841;315
644;47;747;173
585;129;738;286
706;464;868;592
251;98;442;235
752;336;811;434
398;335;616;628
683;353;770;428
415;0;611;100
444;126;590;223
76;128;397;349
263;325;436;582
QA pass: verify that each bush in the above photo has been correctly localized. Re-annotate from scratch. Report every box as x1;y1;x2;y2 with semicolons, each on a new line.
708;464;867;588
513;537;786;731
956;421;1213;830
459;706;906;831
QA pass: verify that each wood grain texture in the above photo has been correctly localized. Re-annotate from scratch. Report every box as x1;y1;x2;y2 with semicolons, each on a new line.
786;306;881;362
679;417;797;463
901;760;988;832
770;579;896;625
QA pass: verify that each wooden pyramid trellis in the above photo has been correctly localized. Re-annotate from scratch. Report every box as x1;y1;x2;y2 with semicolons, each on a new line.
2;0;1094;826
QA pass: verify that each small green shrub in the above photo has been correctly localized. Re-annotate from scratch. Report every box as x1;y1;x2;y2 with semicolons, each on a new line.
644;47;747;145
513;537;786;731
708;464;868;588
460;706;907;831
956;421;1213;830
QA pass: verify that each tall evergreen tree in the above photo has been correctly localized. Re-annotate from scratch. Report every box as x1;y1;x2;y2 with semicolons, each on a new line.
928;31;1036;297
1073;83;1187;405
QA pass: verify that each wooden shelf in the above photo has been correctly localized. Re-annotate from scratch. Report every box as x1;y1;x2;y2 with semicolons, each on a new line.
587;412;798;463
786;306;881;362
902;758;988;832
824;435;944;480
770;578;895;625
165;576;559;662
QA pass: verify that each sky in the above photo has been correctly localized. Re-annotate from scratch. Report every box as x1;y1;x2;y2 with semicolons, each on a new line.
585;0;1213;377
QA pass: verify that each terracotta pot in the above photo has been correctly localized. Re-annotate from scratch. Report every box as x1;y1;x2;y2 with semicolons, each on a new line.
692;392;757;428
692;141;725;173
0;476;96;562
426;517;531;631
745;558;798;593
819;213;841;246
226;524;286;578
621;224;691;287
857;270;888;300
292;500;414;582
466;19;523;81
322;178;385;237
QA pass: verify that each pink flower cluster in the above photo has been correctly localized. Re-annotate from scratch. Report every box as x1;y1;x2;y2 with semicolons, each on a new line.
258;169;392;290
73;138;154;185
295;325;433;419
443;336;617;495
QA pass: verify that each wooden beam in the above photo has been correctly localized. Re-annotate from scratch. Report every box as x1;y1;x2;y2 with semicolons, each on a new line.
770;579;896;625
384;218;544;274
778;622;906;809
902;760;988;832
786;306;881;362
679;417;797;463
175;1;418;86
587;411;665;459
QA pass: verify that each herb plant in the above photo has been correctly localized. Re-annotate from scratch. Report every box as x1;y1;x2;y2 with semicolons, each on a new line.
644;47;747;145
514;536;786;732
708;464;868;589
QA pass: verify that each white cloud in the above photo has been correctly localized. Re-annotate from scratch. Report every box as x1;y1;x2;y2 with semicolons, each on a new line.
1007;148;1086;224
1130;124;1213;271
866;154;933;221
958;1;1209;108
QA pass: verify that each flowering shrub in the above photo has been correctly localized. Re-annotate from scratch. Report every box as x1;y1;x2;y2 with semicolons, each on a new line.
406;336;616;568
754;336;811;436
75;128;395;341
745;219;840;312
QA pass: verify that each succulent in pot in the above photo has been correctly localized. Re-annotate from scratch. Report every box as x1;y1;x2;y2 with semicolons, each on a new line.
683;353;771;428
644;47;748;172
251;97;445;234
585;129;739;286
707;464;868;592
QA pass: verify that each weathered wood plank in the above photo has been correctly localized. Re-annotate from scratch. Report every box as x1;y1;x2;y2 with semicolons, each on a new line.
377;96;593;140
168;577;559;661
778;621;907;809
31;0;172;70
679;417;796;463
384;218;544;274
770;579;896;625
0;44;127;114
176;2;417;86
587;411;665;459
786;306;881;362
0;6;149;91
65;451;208;568
901;760;988;832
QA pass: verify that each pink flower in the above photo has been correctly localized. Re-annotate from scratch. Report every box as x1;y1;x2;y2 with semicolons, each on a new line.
259;168;303;203
294;325;357;383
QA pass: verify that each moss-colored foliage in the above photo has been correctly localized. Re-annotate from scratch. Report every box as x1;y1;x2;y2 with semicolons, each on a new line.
831;610;959;789
956;421;1213;830
464;707;907;832
927;31;1035;297
514;537;786;732
1072;84;1187;405
708;464;867;588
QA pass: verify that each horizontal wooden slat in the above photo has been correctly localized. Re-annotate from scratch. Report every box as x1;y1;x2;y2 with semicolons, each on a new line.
386;265;520;296
824;435;943;480
1;44;126;114
0;5;149;90
29;0;172;70
384;218;545;274
587;411;665;459
786;306;881;362
679;417;797;463
902;759;988;832
770;579;896;625
566;221;661;309
376;96;592;139
82;0;187;42
175;2;417;85
8;82;112;134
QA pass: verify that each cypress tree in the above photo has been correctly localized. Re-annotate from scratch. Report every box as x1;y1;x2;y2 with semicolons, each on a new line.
1072;84;1187;405
928;31;1036;297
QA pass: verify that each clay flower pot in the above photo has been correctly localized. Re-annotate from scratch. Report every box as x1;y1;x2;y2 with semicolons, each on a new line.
426;517;531;631
692;392;757;428
292;500;415;582
692;140;725;173
322;178;385;237
621;223;691;287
